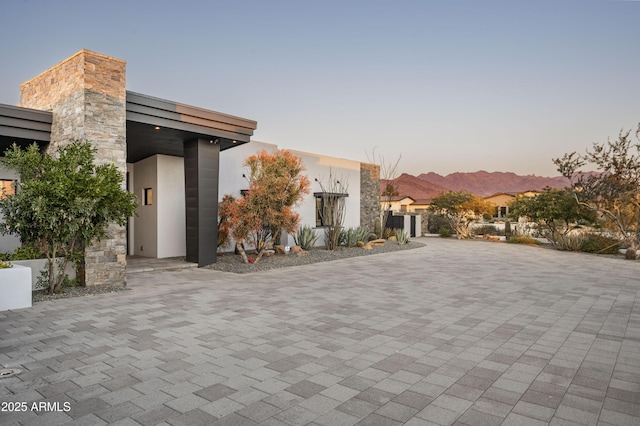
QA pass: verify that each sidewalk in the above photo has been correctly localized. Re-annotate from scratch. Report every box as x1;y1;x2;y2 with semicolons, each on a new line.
1;238;638;425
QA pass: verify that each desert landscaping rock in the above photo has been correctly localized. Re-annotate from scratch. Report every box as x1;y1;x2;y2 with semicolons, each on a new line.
207;240;424;274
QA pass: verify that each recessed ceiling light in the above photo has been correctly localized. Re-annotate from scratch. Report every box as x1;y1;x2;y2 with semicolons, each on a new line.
154;126;160;130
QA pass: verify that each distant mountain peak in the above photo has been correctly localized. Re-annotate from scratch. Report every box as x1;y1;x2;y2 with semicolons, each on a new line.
387;171;570;198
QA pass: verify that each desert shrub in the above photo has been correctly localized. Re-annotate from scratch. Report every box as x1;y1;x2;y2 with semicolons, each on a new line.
382;227;395;239
581;234;621;254
293;225;320;250
473;224;500;236
427;213;453;234
34;262;79;292
9;244;45;260
396;229;410;245
340;226;369;247
554;233;587;251
506;235;541;245
439;228;452;238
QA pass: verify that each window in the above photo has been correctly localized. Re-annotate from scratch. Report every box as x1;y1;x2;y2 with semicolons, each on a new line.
0;179;16;199
143;188;153;205
314;192;348;227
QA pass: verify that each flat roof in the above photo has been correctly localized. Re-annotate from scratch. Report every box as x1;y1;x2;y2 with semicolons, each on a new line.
0;92;258;163
126;92;257;162
0;104;52;153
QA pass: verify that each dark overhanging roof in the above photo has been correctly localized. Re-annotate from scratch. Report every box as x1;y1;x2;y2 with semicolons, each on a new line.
0;94;258;163
126;92;258;163
0;104;52;154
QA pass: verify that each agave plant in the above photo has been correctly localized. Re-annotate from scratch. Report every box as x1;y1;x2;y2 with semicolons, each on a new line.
339;226;369;247
293;225;320;250
396;229;410;245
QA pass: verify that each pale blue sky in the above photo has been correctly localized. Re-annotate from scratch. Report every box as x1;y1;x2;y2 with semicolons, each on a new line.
1;0;638;176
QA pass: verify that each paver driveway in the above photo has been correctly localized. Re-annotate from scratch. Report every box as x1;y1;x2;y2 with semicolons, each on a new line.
1;238;639;425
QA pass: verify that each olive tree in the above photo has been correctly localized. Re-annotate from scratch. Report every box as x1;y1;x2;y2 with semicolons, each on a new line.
508;188;595;249
0;141;137;293
428;191;492;239
554;123;640;259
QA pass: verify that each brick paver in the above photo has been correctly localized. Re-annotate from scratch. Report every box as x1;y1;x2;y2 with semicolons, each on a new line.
1;238;639;425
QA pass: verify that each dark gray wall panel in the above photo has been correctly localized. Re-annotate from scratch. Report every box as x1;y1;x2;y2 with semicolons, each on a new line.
184;138;220;267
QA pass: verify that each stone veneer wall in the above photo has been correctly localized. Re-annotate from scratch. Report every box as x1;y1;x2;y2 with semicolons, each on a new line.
360;163;380;233
19;50;128;287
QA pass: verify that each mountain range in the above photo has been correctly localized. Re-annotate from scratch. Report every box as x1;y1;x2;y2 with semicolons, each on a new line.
382;171;571;200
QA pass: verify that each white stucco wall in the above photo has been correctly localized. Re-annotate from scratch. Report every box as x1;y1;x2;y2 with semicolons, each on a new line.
219;141;277;199
0;165;21;253
156;155;186;258
284;148;361;247
131;155;186;258
132;156;158;257
127;142;365;257
218;141;362;249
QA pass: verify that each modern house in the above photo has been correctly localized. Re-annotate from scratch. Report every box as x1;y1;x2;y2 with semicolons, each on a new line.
378;195;424;237
0;49;379;286
484;191;540;219
381;195;415;213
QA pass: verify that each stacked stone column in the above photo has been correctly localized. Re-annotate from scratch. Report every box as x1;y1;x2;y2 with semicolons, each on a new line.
19;50;127;286
360;163;381;233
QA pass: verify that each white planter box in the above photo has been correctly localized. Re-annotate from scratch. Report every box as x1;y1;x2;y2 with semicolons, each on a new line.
0;264;32;311
13;258;75;291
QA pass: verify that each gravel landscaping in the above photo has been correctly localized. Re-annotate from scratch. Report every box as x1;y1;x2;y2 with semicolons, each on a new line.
32;285;130;303
206;239;425;273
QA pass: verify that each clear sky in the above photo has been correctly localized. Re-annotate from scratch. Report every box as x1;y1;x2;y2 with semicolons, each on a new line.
1;0;638;177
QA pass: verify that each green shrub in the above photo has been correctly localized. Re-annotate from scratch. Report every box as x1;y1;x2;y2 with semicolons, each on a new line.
506;235;541;245
293;225;320;250
339;226;369;247
581;234;621;254
34;265;79;293
427;213;452;234
439;228;452;238
382;228;395;239
473;224;501;236
396;229;410;245
9;244;45;260
0;259;12;269
556;233;587;251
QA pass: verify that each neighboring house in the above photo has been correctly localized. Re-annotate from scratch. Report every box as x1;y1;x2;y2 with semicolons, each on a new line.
379;195;424;237
484;192;516;219
380;196;431;213
0;49;380;286
484;191;540;219
407;199;431;213
380;195;415;213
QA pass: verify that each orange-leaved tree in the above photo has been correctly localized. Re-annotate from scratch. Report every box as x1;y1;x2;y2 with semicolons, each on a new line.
222;150;311;263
